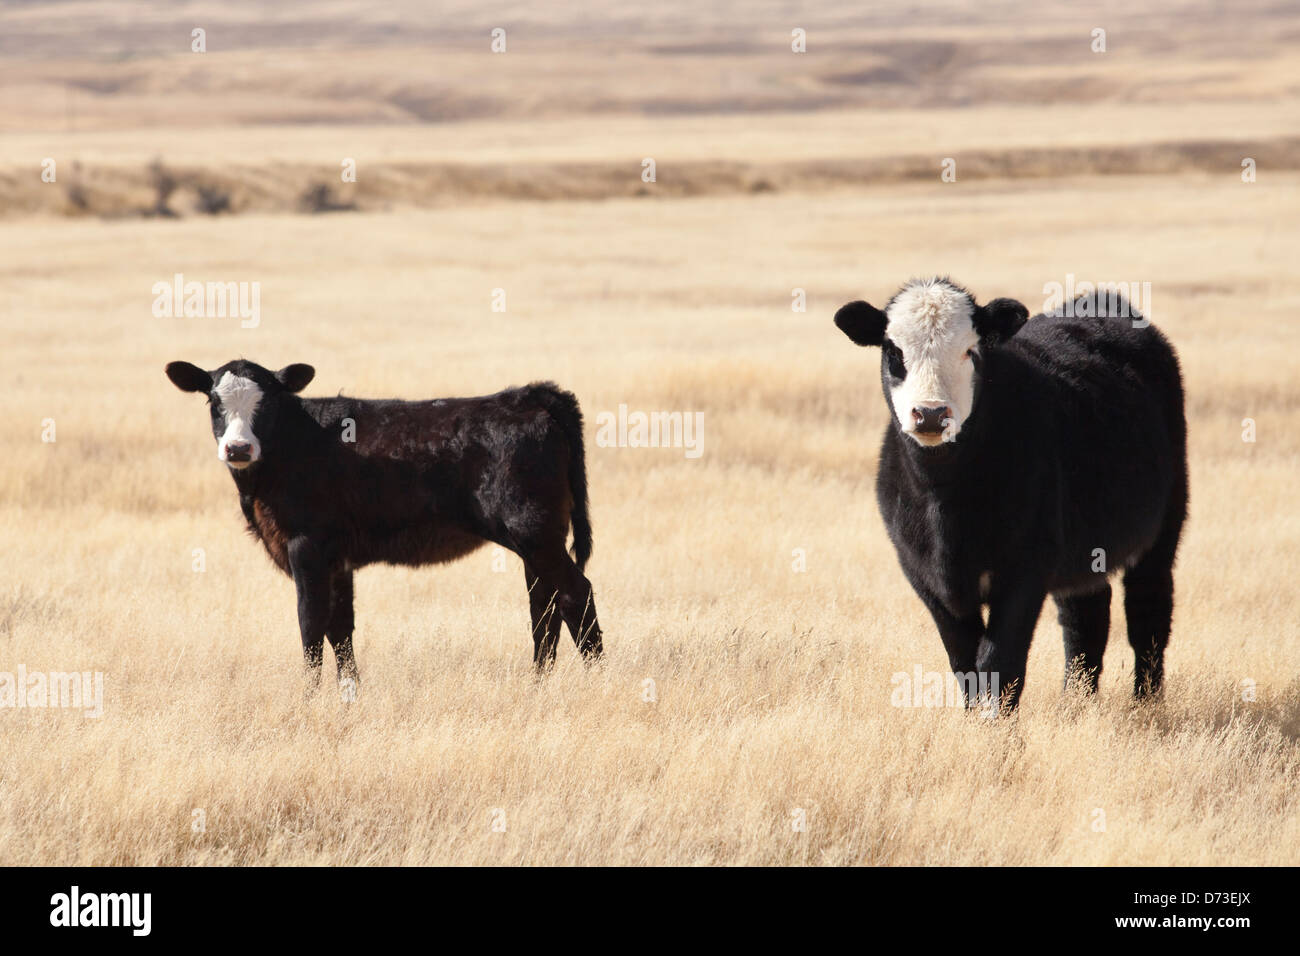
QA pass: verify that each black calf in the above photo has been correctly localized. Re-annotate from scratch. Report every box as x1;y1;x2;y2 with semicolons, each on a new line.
166;359;602;689
834;278;1187;709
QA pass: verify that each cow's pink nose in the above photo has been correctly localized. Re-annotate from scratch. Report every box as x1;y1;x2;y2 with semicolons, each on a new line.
225;441;253;461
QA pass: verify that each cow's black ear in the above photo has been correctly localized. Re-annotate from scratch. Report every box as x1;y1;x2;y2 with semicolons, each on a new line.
834;300;887;347
165;361;211;393
976;298;1028;344
276;364;315;393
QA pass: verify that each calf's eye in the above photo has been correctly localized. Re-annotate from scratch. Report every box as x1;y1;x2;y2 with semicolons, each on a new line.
884;343;906;379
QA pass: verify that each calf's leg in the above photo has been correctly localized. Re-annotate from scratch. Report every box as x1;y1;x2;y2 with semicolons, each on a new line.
1123;499;1182;698
525;547;603;667
1124;561;1174;698
559;565;602;661
977;582;1047;711
1056;584;1111;693
288;536;331;693
327;568;360;697
525;564;564;671
919;594;983;708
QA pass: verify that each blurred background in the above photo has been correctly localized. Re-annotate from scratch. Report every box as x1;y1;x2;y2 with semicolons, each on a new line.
2;0;1297;215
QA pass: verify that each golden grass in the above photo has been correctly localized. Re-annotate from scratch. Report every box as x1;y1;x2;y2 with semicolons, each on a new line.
1;170;1298;864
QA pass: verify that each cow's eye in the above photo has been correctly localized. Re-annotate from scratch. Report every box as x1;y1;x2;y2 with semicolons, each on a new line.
965;348;977;361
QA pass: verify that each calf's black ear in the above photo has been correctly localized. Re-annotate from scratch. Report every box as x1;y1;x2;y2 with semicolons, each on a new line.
833;300;887;347
975;297;1028;344
165;361;211;393
276;363;316;393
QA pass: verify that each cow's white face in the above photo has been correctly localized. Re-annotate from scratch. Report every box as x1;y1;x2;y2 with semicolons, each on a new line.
883;281;981;446
212;372;263;468
833;279;1029;451
167;360;317;471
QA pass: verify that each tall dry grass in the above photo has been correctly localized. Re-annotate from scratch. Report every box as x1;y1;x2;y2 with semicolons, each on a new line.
1;171;1297;863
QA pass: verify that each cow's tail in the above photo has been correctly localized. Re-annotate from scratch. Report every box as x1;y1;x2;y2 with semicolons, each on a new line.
534;383;593;572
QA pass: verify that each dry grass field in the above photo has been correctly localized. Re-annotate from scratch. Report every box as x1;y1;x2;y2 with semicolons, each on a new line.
1;0;1298;865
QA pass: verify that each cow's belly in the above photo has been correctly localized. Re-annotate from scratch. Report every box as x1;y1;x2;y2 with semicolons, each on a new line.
354;523;488;569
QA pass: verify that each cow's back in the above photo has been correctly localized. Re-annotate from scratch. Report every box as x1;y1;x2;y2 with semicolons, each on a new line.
1000;305;1185;588
288;386;576;569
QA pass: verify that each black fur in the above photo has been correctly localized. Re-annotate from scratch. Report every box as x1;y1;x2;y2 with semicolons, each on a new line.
166;359;603;687
836;285;1187;710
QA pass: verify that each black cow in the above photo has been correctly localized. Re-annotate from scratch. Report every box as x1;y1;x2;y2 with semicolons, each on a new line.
834;277;1187;710
166;359;602;689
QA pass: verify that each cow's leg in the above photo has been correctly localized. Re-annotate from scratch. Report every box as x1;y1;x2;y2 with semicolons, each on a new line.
1124;559;1174;698
526;547;603;666
1056;584;1111;694
559;563;602;662
525;564;563;671
1124;498;1183;698
977;581;1047;712
288;536;331;694
326;568;359;698
918;593;983;708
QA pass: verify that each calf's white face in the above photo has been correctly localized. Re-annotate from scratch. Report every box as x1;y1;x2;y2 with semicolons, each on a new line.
883;281;981;446
212;372;263;468
833;278;1029;449
166;359;317;471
